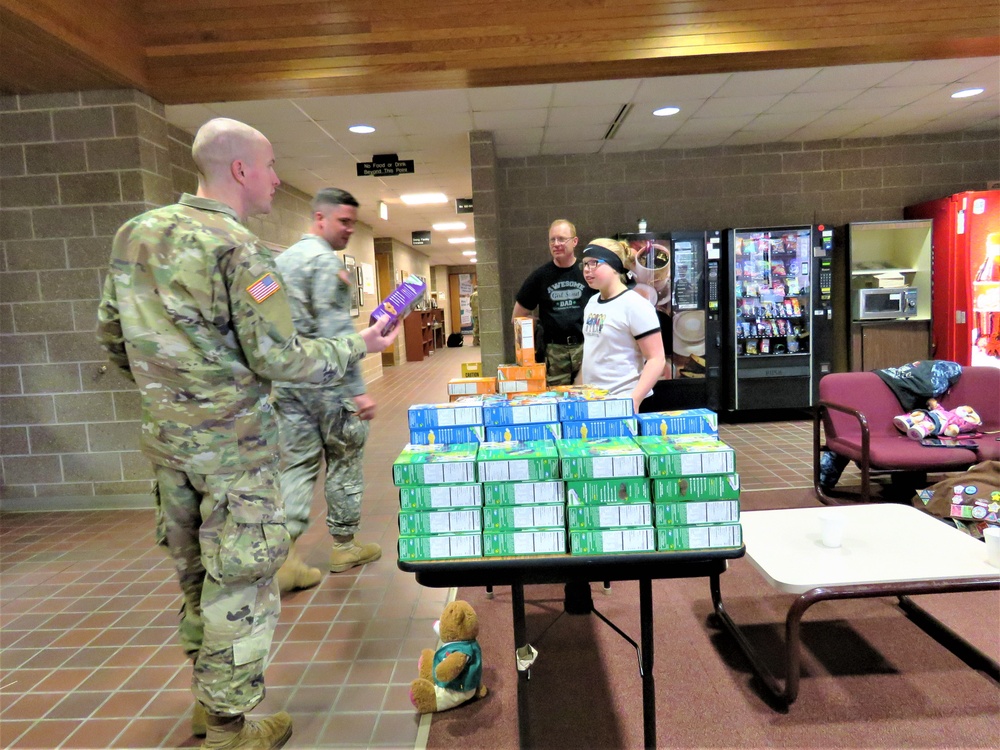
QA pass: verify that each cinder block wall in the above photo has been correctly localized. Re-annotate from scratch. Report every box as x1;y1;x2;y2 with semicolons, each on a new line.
1;92;332;504
489;129;999;361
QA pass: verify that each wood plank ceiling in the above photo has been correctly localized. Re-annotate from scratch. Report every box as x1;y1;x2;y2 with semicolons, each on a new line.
1;0;998;103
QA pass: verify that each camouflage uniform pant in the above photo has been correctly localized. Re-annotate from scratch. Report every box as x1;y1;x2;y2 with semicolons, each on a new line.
154;461;288;717
472;315;480;345
545;343;584;386
275;388;370;540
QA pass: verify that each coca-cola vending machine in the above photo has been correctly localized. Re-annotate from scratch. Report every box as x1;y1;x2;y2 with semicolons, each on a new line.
905;190;1000;368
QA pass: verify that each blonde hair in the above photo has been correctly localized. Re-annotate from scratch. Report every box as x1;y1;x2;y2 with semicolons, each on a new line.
586;237;631;280
550;219;577;238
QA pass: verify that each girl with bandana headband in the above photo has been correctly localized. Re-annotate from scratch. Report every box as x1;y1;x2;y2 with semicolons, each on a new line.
578;239;666;413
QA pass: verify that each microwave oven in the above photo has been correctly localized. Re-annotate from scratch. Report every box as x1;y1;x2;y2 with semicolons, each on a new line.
853;286;919;320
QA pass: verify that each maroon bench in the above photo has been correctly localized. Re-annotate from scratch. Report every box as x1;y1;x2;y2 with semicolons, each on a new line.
813;366;1000;504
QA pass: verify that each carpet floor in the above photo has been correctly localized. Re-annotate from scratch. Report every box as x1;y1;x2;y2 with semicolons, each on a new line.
425;488;1000;750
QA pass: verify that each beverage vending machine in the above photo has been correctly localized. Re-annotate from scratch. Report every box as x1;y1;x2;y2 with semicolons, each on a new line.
905;190;1000;368
616;229;723;410
722;225;835;412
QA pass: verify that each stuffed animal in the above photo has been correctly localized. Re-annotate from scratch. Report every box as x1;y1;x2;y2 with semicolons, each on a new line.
893;398;982;440
410;600;487;714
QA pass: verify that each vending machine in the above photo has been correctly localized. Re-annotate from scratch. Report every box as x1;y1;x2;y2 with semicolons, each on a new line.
905;190;1000;369
722;225;835;412
616;230;723;410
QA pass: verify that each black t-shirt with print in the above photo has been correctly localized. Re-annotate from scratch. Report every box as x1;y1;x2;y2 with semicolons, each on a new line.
515;261;597;344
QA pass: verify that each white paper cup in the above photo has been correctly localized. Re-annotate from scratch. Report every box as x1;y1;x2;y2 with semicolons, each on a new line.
818;510;847;548
984;526;1000;568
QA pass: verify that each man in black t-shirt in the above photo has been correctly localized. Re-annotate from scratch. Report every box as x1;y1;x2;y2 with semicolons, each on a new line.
511;219;597;386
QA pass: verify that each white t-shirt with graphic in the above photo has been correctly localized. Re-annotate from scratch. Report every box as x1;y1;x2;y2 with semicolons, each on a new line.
580;289;661;399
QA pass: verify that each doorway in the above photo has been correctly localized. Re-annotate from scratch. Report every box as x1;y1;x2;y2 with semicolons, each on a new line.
375;252;398;367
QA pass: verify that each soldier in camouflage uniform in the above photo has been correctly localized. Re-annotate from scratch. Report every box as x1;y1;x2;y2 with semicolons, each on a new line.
273;188;381;588
96;118;400;750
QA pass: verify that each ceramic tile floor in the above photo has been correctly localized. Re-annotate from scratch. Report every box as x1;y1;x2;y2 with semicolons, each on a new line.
0;341;832;749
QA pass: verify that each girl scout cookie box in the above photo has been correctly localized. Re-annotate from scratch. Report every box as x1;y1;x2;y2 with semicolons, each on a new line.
399;483;482;510
561;417;637;440
557;393;634;421
398;507;483;536
653;500;740;526
483;395;560;425
570;527;656;555
557;437;645;479
408;401;484;429
636;436;736;477
484;422;561;443
565;477;651;505
636;408;719;437
476;441;560;482
393;443;479;485
371;274;426;332
482;480;564;505
567;503;653;530
398;533;483;561
655;524;742;551
652;474;740;502
484;529;566;557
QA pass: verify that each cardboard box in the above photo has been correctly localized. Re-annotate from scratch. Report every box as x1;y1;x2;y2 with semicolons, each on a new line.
565;477;651;505
557;437;645;479
370;274;426;332
398;508;482;535
408;424;484;445
484;422;561;443
392;443;478;486
483;395;560;425
651;474;740;502
398;533;482;561
637;436;736;477
483;503;565;530
497;363;547;381
557;394;634;421
636;408;719;438
408;402;484;429
498;378;547;395
653;500;740;526
483;529;566;557
447;377;497;396
461;362;483;377
476;440;560;482
482;480;564;506
399;483;482;510
514;317;535;366
567;503;653;530
655;524;742;551
561;418;637;439
569;527;656;555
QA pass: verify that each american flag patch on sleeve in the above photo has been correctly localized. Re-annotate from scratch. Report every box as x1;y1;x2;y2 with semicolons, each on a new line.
247;273;280;303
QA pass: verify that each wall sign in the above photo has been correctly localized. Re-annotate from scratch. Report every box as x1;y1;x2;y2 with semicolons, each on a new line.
356;153;414;177
412;231;431;246
456;198;474;214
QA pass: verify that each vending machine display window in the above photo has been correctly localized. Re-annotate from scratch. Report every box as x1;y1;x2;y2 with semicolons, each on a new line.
733;229;811;358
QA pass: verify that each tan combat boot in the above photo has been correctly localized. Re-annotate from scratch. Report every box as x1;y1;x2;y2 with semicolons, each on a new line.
329;537;382;573
192;701;207;737
202;711;292;750
275;540;322;594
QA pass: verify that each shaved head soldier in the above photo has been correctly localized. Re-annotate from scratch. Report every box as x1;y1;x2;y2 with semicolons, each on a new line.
97;118;400;750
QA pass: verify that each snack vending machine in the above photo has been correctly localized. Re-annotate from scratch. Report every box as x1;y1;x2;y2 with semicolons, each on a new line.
722;225;835;412
617;230;723;410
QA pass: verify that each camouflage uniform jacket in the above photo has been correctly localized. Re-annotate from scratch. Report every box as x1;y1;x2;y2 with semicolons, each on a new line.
273;234;363;398
96;194;368;475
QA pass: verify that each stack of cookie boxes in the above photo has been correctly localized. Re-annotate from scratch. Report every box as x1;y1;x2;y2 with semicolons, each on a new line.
395;397;741;561
396;400;485;562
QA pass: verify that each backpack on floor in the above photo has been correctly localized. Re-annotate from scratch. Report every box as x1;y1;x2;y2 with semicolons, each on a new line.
447;333;464;347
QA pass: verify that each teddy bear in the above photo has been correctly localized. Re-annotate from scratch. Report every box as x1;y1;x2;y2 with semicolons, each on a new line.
893;398;982;440
410;600;487;714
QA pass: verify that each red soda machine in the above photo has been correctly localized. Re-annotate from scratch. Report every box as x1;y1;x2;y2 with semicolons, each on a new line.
905;190;1000;368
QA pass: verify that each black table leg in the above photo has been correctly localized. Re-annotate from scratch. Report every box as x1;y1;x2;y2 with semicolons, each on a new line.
511;582;531;749
639;577;655;749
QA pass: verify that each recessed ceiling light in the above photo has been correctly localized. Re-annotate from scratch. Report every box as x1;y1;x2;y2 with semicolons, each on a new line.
462;250;477;256
470;258;477;263
348;124;375;133
433;222;467;231
652;106;680;117
951;88;985;99
400;193;448;205
448;237;476;244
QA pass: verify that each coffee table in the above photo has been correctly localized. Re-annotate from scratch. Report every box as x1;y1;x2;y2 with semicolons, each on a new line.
711;503;1000;708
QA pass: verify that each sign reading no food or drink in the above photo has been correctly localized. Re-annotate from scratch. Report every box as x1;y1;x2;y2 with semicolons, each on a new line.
357;153;415;177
